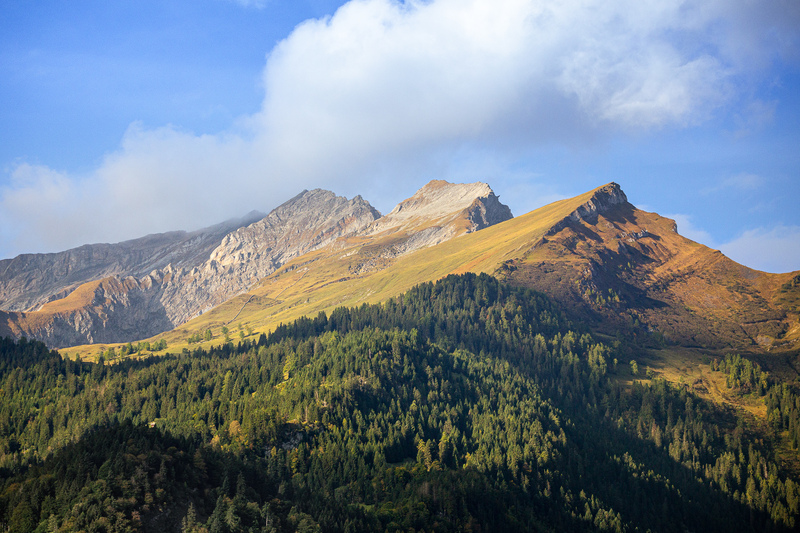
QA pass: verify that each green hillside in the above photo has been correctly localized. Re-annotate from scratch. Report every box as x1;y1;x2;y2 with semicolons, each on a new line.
2;274;799;531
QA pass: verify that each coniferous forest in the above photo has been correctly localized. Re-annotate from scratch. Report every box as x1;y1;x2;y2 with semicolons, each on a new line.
1;273;799;532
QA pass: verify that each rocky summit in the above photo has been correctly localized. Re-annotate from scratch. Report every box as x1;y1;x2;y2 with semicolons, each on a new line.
360;180;513;259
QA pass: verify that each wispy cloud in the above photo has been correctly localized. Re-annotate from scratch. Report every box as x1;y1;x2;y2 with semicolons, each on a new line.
1;0;797;258
700;172;766;195
720;225;800;273
666;213;715;247
734;99;777;137
223;0;269;9
668;212;799;273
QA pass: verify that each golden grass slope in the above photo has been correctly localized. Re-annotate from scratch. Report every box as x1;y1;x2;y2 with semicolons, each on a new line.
2;277;122;338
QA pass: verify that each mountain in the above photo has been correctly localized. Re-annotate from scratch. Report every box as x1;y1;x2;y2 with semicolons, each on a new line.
499;183;800;351
0;212;264;313
2;182;800;532
155;190;381;328
3;180;798;355
139;182;797;363
0;181;512;348
0;190;382;347
362;179;512;255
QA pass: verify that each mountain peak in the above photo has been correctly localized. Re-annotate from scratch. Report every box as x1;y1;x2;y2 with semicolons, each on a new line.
374;180;510;229
541;182;629;238
569;182;628;222
352;180;513;259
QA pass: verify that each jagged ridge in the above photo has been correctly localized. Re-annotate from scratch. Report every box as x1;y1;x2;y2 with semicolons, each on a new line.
152;181;800;358
0;213;264;313
362;180;513;257
1;181;514;348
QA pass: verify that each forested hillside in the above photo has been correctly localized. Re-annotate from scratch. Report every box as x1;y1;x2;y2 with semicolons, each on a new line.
1;274;798;532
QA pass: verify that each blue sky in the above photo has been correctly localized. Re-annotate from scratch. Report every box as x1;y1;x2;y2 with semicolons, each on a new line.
1;0;798;273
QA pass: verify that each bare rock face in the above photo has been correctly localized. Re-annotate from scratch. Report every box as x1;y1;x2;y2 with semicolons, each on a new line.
364;180;513;255
0;275;175;347
0;212;263;313
158;190;381;325
568;182;628;223
547;182;629;237
209;190;380;271
0;190;381;347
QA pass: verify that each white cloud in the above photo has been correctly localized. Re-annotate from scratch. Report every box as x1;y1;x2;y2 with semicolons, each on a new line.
720;226;800;274
666;213;715;246
0;126;265;254
256;0;737;172
701;172;766;195
0;164;83;253
1;0;797;258
666;213;800;273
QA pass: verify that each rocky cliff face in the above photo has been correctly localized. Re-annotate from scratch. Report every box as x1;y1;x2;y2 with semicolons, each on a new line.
567;182;628;223
363;180;513;256
0;275;173;347
545;182;629;237
0;212;264;313
157;190;381;325
0;190;382;347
